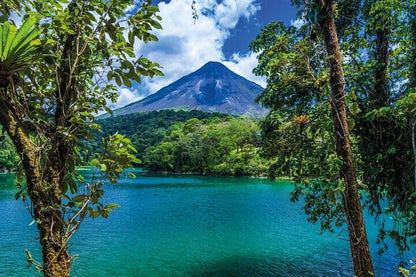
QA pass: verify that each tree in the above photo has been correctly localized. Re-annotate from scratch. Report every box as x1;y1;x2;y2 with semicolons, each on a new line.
0;0;162;276
251;1;374;275
314;1;373;275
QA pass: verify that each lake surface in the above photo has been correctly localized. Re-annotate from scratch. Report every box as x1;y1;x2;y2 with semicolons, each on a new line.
0;173;413;276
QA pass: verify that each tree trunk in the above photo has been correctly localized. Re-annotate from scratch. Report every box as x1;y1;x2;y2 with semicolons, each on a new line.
37;178;71;277
316;0;374;276
0;100;71;277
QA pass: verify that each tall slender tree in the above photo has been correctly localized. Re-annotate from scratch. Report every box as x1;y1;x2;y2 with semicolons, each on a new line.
314;1;374;275
251;0;374;275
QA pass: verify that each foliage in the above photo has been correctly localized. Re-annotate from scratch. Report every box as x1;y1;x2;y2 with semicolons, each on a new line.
341;0;416;253
59;133;138;241
145;116;269;176
399;259;416;277
251;20;346;231
0;0;20;22
91;110;229;162
0;17;41;85
251;22;328;115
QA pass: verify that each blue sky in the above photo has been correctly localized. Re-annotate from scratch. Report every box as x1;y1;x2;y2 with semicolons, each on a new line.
222;0;296;57
114;0;297;108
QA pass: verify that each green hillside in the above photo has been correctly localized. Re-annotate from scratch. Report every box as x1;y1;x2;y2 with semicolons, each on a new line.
88;110;230;162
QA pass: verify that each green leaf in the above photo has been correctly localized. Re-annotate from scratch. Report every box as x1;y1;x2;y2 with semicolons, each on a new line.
9;16;39;56
90;158;99;166
72;194;87;202
128;172;136;178
104;106;113;115
104;203;120;211
0;24;3;58
69;178;78;194
122;75;132;87
1;22;17;59
115;75;122;86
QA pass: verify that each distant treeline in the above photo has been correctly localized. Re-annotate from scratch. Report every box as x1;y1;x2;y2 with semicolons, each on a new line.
93;110;268;176
144;116;269;176
0;127;19;172
1;110;269;176
91;110;229;160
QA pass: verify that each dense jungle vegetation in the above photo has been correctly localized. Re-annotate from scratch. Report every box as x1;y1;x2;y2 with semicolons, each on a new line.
87;110;268;176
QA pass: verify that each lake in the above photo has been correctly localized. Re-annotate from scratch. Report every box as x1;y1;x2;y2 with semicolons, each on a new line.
0;173;412;276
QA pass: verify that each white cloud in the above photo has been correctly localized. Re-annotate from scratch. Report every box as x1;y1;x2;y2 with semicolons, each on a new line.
212;0;260;29
114;0;263;109
291;17;306;29
223;52;266;88
108;88;144;110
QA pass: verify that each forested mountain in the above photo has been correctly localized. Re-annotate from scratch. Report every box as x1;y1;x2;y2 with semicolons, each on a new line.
109;61;267;118
87;110;268;176
89;110;229;162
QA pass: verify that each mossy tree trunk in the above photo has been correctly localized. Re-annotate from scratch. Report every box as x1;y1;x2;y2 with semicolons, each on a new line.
0;32;76;277
316;0;374;276
37;179;71;277
0;97;71;276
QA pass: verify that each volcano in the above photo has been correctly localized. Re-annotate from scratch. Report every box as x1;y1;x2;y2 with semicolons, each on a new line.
113;61;267;117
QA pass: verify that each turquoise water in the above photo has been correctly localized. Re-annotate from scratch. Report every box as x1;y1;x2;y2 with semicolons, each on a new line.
0;173;412;276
